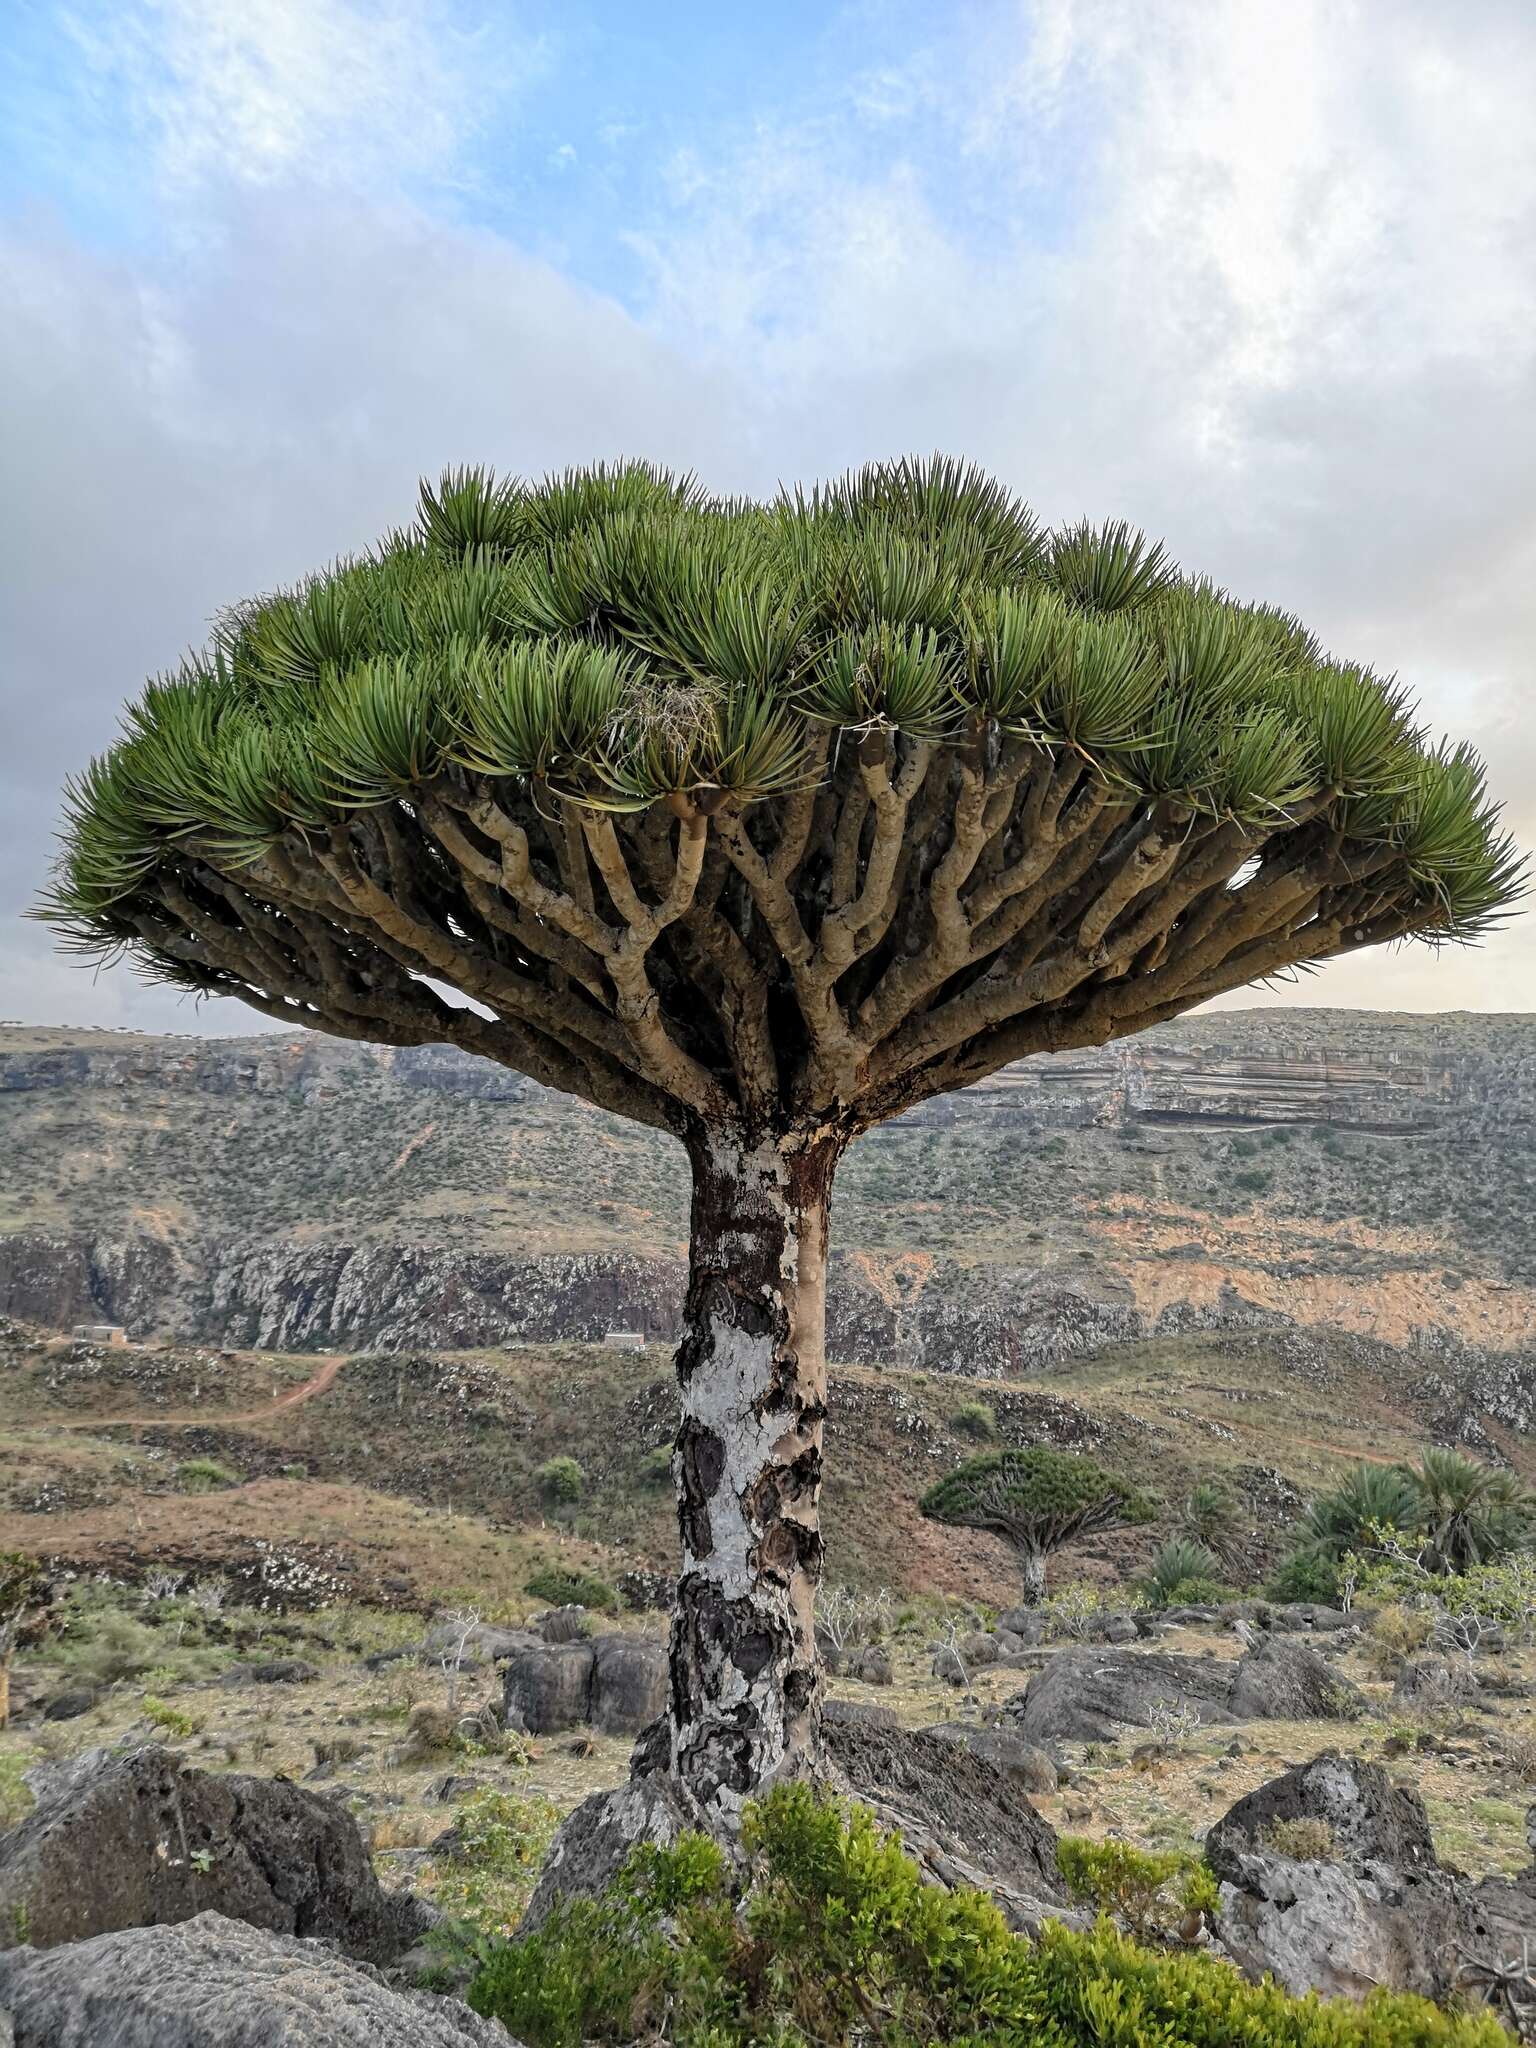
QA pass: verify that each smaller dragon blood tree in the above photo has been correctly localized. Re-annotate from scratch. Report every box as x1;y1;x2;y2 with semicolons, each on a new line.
921;1447;1153;1604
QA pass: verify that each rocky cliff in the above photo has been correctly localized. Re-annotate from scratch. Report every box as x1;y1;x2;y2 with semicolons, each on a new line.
3;1012;1535;1377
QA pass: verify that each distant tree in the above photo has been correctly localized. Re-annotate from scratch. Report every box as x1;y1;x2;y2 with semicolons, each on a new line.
1406;1447;1533;1573
0;1551;48;1730
39;456;1523;1821
920;1447;1151;1603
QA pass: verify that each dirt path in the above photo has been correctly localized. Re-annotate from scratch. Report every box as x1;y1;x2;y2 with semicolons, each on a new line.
52;1353;346;1431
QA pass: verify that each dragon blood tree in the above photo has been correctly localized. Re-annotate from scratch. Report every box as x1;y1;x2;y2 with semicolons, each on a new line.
920;1448;1152;1604
41;458;1522;1817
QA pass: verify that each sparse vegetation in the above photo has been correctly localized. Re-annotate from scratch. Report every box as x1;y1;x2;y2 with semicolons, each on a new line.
536;1456;585;1506
176;1456;238;1495
465;1785;1505;2046
524;1564;617;1613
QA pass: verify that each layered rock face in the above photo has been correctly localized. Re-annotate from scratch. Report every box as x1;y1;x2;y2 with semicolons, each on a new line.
4;1013;1536;1382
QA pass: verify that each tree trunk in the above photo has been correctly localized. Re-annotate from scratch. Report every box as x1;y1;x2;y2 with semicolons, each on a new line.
668;1121;842;1815
1018;1547;1047;1605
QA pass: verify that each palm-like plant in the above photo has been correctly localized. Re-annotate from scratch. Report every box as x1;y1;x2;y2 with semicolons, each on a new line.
37;457;1524;1828
1181;1480;1239;1556
1406;1447;1534;1573
1301;1462;1423;1559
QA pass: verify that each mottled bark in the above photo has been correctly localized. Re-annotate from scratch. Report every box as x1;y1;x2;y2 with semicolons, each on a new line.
1018;1549;1047;1606
668;1123;843;1814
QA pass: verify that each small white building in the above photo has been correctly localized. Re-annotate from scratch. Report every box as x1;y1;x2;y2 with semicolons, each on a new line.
72;1324;128;1347
603;1329;646;1352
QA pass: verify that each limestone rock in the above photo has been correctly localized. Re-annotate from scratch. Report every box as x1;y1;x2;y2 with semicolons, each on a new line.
1003;1647;1237;1748
0;1745;425;1963
921;1724;1058;1794
1227;1636;1364;1722
0;1912;514;2046
589;1635;668;1736
501;1642;594;1734
1206;1752;1439;1879
535;1606;591;1644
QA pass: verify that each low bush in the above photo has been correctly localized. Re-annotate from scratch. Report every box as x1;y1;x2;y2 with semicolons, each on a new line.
1261;1817;1337;1863
140;1692;201;1739
536;1457;584;1506
176;1457;237;1495
638;1445;674;1489
1266;1546;1342;1605
466;1784;1504;2047
951;1400;998;1441
523;1565;617;1614
1366;1602;1436;1677
1055;1836;1206;1939
423;1784;562;1938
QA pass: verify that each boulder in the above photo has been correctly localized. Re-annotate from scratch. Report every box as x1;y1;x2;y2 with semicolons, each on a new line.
589;1635;668;1736
1227;1637;1364;1722
536;1605;591;1644
0;1745;426;1963
1212;1847;1470;2002
844;1644;894;1686
922;1724;1058;1794
219;1659;318;1688
995;1608;1045;1643
419;1615;538;1665
1391;1655;1480;1707
957;1630;1001;1668
1206;1752;1439;1880
823;1698;899;1731
1275;1603;1352;1632
502;1641;594;1734
0;1912;512;2046
615;1569;675;1613
1206;1755;1499;2003
39;1689;96;1723
1003;1647;1237;1748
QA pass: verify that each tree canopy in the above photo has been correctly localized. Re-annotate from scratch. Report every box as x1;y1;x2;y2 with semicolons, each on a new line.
40;457;1523;1140
919;1446;1151;1561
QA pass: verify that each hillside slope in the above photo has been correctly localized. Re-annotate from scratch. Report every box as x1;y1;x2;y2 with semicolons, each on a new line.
2;1012;1535;1382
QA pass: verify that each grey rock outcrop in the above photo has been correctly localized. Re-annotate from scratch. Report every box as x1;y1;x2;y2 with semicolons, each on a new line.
1004;1647;1238;1748
501;1634;667;1736
1227;1637;1364;1722
1205;1754;1532;2005
0;1912;514;2046
0;1746;426;1962
921;1724;1058;1794
535;1606;591;1645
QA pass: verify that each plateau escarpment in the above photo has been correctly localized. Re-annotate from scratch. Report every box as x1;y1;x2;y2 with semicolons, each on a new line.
2;1013;1535;1387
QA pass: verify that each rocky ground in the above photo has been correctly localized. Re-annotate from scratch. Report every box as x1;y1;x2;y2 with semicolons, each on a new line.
1;1581;1534;2041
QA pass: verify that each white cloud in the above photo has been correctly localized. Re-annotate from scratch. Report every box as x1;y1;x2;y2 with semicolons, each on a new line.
4;0;1534;1030
61;0;531;199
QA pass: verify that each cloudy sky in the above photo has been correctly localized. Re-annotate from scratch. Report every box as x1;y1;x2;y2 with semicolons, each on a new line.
3;0;1533;1034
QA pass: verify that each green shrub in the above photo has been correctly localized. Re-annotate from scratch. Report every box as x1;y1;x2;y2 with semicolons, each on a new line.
176;1457;237;1495
1140;1537;1225;1608
523;1565;617;1614
638;1445;674;1489
141;1693;201;1738
466;1783;1504;2047
1266;1546;1342;1604
1056;1836;1193;1937
423;1785;562;1937
951;1400;997;1441
536;1456;584;1506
